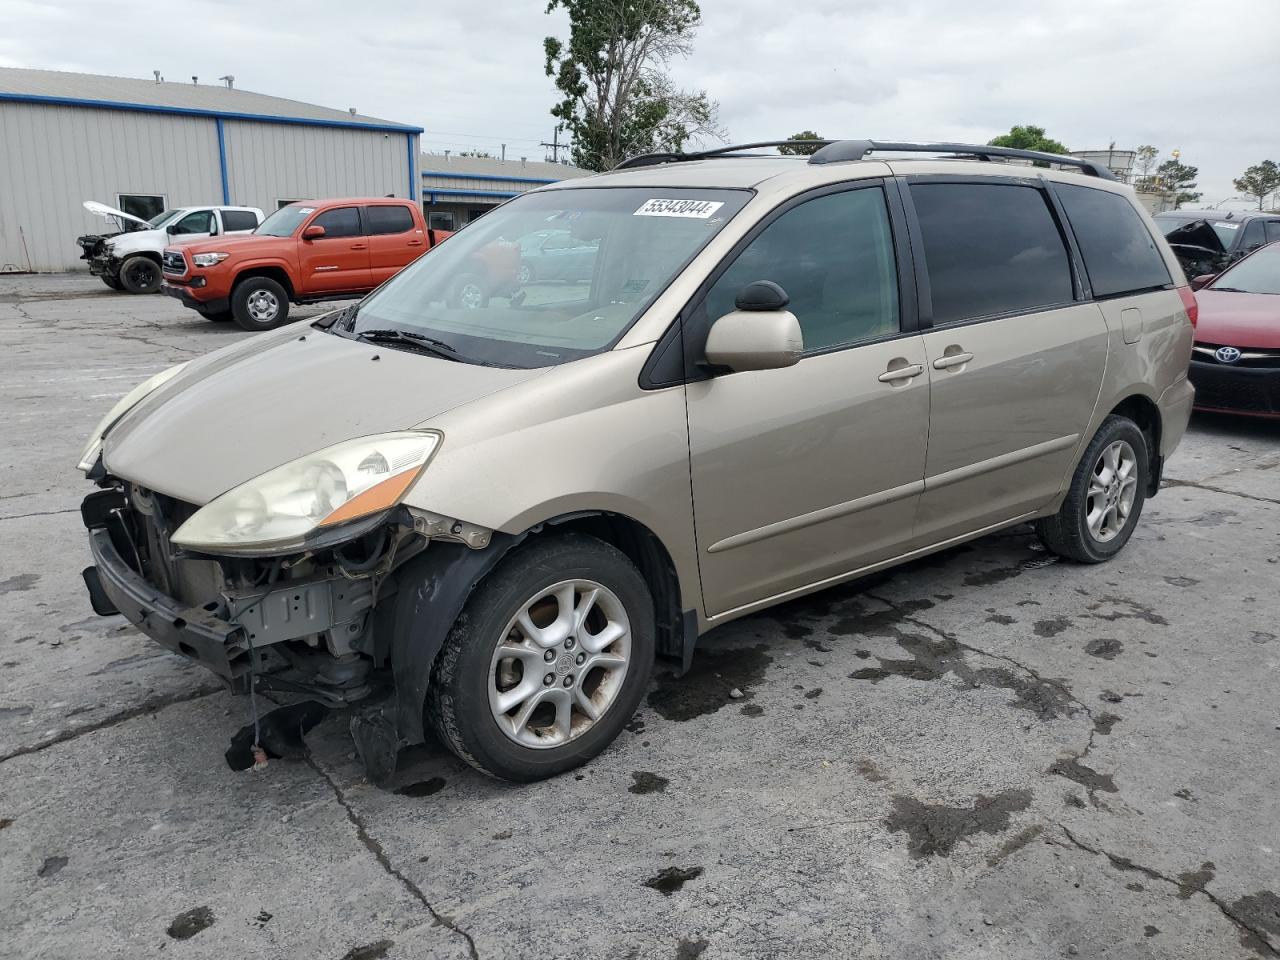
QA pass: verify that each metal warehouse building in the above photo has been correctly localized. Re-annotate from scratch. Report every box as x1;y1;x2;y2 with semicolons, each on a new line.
420;154;591;231
0;67;422;272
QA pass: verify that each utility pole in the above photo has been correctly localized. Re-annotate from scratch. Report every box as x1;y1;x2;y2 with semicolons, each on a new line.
541;126;567;163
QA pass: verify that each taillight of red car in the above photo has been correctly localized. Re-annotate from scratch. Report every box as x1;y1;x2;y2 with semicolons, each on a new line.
1176;286;1198;328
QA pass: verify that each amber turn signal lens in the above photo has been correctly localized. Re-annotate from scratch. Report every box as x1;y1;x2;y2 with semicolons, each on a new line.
318;466;422;527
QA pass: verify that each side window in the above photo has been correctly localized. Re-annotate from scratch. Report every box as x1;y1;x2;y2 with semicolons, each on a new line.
1241;220;1267;252
910;182;1074;323
221;210;259;232
364;205;415;236
1055;184;1171;297
118;194;165;221
169;210;213;235
703;188;900;352
1265;221;1280;244
311;207;361;238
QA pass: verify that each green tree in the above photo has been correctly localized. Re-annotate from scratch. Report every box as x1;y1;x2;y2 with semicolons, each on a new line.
1155;159;1201;208
1233;160;1280;210
1133;145;1159;190
544;0;723;172
778;131;826;156
987;124;1069;155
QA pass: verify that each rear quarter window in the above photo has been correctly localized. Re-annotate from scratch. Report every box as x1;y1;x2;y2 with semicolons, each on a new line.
221;210;260;231
1056;184;1171;297
365;205;415;236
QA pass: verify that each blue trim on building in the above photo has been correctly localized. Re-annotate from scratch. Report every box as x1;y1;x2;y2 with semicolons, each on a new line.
424;188;521;202
0;91;424;133
406;134;416;201
215;117;230;204
421;170;561;185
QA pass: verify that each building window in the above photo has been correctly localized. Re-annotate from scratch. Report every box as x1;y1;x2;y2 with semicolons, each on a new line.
277;199;307;210
428;211;456;231
467;208;489;223
118;194;165;221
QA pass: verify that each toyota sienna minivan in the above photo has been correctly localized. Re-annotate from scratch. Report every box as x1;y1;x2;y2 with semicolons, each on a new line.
78;140;1196;783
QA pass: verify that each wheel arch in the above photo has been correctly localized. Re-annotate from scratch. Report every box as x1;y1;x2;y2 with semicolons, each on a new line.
1106;393;1162;495
232;264;295;299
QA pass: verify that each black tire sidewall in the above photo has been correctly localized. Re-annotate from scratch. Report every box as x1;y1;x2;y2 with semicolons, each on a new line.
430;535;655;781
1067;417;1148;561
232;277;290;331
119;256;161;294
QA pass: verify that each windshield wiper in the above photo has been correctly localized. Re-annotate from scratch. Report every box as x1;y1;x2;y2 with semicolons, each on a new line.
355;327;463;361
1210;286;1248;293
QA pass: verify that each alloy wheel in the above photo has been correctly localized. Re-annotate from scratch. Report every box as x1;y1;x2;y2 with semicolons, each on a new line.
1086;439;1138;543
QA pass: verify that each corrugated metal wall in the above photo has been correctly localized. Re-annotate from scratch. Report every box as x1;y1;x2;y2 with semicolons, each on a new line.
0;100;418;272
223;122;412;211
0;101;221;272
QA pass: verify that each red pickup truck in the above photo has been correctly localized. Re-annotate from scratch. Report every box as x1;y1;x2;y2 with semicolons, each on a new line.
161;198;451;331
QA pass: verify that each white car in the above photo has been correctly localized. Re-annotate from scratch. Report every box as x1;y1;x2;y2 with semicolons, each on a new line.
76;201;264;294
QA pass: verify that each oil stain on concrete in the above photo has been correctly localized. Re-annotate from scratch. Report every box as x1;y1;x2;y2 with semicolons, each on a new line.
339;941;394;960
1229;890;1280;955
884;789;1033;858
1048;757;1117;797
1086;639;1124;660
166;905;215;940
643;865;703;895
0;573;39;595
647;644;772;721
629;771;669;794
396;777;446;797
1034;617;1073;638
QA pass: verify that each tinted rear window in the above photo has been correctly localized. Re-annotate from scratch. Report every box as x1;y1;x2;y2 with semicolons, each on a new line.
221;210;259;231
365;205;415;235
1057;185;1171;297
911;182;1074;324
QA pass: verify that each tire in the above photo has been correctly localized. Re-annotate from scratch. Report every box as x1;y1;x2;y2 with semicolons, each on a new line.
197;308;234;323
1036;415;1148;563
448;273;488;309
426;533;656;782
517;261;533;285
231;277;290;331
118;255;162;294
101;275;123;291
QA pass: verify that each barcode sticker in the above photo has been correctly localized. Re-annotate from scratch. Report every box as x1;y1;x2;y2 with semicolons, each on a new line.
634;199;725;219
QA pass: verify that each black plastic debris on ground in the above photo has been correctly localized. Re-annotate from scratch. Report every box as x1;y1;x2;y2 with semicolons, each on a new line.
225;700;330;771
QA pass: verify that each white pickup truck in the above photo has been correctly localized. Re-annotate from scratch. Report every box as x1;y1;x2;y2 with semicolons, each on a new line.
76;201;264;294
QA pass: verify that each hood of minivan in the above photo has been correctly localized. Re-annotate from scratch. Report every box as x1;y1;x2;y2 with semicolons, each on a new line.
1194;290;1280;349
103;327;546;504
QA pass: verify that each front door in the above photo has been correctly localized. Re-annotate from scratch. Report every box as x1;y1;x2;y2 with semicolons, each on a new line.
903;178;1108;544
685;183;930;618
167;209;216;242
299;206;372;293
364;204;426;285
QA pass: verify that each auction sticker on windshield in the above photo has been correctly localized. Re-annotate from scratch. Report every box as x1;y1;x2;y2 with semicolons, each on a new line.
634;198;725;218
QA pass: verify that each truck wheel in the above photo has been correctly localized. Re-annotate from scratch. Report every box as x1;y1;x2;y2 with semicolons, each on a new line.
101;275;123;291
197;308;234;323
448;273;488;309
426;534;655;782
118;256;162;294
232;277;290;331
1036;415;1148;563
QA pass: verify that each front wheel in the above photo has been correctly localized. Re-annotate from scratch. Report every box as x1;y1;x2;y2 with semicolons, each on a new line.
448;273;488;309
1036;415;1148;563
118;256;162;294
231;277;290;331
426;534;655;781
101;275;123;291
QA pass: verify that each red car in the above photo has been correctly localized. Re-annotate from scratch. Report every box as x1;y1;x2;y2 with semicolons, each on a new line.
1188;240;1280;417
161;199;451;331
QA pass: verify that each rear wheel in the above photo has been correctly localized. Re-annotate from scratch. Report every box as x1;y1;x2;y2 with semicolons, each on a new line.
426;534;655;781
1036;415;1148;563
231;277;290;331
118;255;161;294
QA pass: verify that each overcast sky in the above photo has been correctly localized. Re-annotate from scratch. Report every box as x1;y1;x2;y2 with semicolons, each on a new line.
2;0;1277;206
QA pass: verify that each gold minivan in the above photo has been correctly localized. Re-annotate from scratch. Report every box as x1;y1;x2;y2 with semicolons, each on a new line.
79;141;1196;782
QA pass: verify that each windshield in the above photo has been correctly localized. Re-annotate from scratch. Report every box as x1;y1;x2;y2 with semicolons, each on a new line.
255;204;316;237
1210;241;1280;295
146;209;182;229
351;187;751;367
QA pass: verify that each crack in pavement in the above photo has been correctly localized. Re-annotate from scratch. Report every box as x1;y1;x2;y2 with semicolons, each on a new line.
1056;826;1280;957
0;683;223;763
0;507;78;522
1161;479;1280;507
306;755;480;960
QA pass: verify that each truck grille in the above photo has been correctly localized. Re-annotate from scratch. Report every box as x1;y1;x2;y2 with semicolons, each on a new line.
162;250;187;275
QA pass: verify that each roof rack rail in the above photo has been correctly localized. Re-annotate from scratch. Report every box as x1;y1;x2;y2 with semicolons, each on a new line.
806;140;1117;180
613;139;1117;180
615;140;832;170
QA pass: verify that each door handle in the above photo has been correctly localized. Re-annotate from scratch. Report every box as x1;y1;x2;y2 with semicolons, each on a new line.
932;352;974;370
878;363;924;383
407;239;423;246
350;243;368;250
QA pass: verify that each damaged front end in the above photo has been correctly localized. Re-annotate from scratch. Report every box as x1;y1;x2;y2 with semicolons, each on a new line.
81;478;509;782
76;233;122;278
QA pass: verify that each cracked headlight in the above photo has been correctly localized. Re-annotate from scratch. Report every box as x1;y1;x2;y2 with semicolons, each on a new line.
77;363;187;472
191;252;230;267
171;432;441;554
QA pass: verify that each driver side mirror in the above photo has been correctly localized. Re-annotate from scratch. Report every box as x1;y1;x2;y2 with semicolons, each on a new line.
704;281;803;373
302;224;326;240
1190;274;1216;291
